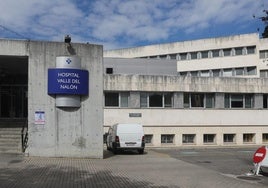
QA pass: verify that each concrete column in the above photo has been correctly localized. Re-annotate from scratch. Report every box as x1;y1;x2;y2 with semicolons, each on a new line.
215;93;225;109
129;92;140;108
173;92;183;108
254;94;263;109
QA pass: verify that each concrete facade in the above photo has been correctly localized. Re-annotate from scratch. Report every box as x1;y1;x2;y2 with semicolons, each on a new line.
0;39;103;158
103;33;268;147
103;75;268;147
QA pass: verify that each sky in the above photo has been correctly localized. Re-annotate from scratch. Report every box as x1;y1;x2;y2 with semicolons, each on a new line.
0;0;268;50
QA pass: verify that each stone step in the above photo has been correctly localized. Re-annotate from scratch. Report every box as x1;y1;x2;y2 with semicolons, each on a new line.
0;127;24;154
0;138;20;144
0;134;21;139
0;147;21;154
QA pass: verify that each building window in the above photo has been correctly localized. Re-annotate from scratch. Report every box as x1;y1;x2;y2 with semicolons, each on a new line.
145;135;153;144
235;68;244;76
190;52;198;60
164;93;173;107
180;53;187;60
245;95;253;108
161;134;174;144
184;93;215;108
224;94;253;108
247;46;255;54
231;94;243;108
191;71;198;77
140;93;148;108
159;55;167;59
140;92;173;108
106;68;113;74
223;134;235;143
203;134;216;144
183;93;190;108
206;94;215;108
200;70;210;77
263;134;268;143
212;50;220;57
212;69;221;77
169;54;177;60
260;70;268;78
179;72;188;77
222;69;232;77
246;66;256;75
120;92;129;107
201;51;209;58
235;47;243;55
105;93;119;107
149;93;162;107
243;133;255;143
191;93;204;107
182;134;196;144
104;92;129;107
223;48;232;56
149;56;158;59
263;94;268;108
260;50;268;59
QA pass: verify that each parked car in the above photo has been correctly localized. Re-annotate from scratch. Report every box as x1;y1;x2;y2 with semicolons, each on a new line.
106;123;145;154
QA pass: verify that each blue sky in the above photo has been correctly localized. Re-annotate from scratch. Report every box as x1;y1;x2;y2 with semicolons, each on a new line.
0;0;267;50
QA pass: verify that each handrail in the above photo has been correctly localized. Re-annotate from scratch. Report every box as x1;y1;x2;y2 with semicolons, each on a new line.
21;120;28;152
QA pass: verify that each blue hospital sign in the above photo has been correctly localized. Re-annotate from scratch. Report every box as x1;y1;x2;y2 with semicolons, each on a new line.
48;68;89;95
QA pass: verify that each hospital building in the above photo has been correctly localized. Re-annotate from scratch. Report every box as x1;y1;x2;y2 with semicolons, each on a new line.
1;32;268;158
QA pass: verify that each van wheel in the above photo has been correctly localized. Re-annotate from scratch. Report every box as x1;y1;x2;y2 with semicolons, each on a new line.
113;149;117;154
138;149;144;154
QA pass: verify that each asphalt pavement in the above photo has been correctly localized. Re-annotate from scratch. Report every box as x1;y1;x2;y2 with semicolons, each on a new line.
0;147;267;188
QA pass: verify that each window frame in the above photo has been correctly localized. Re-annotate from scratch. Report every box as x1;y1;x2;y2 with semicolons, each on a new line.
104;92;129;108
184;93;215;108
140;92;173;108
182;134;196;144
223;134;236;143
262;133;268;143
161;134;175;144
203;134;216;144
243;133;255;143
224;93;254;109
144;134;153;144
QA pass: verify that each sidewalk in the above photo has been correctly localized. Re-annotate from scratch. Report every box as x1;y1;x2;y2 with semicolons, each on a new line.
0;150;265;188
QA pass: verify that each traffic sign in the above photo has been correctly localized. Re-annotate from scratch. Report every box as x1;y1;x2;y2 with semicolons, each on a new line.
253;146;266;163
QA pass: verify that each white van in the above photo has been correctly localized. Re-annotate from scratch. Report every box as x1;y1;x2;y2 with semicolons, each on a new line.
106;123;145;154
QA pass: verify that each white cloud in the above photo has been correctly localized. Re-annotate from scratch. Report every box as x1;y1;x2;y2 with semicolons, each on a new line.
0;0;84;40
0;0;267;49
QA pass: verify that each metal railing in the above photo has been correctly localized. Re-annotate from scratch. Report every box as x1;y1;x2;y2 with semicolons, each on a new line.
21;120;28;153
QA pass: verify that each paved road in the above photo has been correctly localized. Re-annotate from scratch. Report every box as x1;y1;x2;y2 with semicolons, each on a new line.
0;148;267;188
152;146;268;186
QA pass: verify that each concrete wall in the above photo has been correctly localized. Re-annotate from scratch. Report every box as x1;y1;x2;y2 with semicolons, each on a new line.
177;54;258;73
104;108;268;127
104;33;259;58
0;39;103;158
104;108;268;147
104;74;268;93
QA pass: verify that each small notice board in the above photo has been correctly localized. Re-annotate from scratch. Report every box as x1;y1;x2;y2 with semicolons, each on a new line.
35;111;45;125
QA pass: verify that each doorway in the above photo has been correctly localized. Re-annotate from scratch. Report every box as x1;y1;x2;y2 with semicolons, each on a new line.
0;56;28;127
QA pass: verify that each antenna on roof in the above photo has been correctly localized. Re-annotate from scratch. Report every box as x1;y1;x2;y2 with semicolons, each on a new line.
253;10;268;38
0;24;29;39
